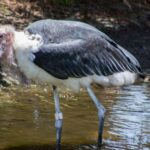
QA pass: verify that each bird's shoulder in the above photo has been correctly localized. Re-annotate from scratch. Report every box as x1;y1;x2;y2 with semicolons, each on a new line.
25;19;111;44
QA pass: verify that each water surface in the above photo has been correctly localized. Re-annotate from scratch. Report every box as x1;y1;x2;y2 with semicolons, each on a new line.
0;83;150;150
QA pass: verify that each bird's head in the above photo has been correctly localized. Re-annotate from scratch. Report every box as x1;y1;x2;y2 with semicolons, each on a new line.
0;25;15;66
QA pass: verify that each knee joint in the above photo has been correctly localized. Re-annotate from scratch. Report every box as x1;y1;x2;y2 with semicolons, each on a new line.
55;112;63;120
98;107;106;118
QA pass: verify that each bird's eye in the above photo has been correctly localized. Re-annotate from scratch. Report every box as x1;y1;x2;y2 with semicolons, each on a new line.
0;34;3;39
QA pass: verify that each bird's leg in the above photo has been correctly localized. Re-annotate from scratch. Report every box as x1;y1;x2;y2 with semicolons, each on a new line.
86;87;106;146
52;85;63;150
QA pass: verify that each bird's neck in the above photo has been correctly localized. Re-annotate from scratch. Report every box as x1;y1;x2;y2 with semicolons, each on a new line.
13;31;24;51
13;31;32;53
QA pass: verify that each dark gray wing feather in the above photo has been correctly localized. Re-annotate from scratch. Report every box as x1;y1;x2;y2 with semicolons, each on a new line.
25;19;142;79
32;39;141;79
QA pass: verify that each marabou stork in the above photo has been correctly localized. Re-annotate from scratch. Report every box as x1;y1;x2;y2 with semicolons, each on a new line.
0;19;144;150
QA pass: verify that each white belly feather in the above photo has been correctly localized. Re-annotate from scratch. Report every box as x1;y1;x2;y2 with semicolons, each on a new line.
13;31;137;92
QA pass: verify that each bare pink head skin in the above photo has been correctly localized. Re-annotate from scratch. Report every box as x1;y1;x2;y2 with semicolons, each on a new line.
0;25;29;84
0;25;15;66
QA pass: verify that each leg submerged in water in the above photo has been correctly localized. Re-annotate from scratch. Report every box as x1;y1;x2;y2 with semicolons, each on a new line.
52;85;63;150
86;86;106;146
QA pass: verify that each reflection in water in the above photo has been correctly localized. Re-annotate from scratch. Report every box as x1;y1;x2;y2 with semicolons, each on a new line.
33;108;40;128
0;83;149;150
105;83;150;149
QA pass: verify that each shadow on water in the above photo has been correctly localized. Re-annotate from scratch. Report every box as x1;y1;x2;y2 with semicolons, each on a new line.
0;83;150;150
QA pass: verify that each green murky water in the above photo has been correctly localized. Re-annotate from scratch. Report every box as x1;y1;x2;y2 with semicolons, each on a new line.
0;83;150;150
